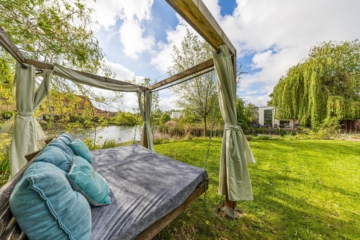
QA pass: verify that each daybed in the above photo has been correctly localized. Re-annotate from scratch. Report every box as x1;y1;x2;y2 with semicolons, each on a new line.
0;135;207;240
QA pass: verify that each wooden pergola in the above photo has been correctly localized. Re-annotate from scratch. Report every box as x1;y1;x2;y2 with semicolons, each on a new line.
0;0;239;236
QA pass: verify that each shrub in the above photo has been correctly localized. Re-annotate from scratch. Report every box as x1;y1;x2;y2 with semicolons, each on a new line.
1;110;15;120
101;139;117;149
83;138;97;150
246;135;252;141
257;135;270;140
114;112;137;126
0;138;11;187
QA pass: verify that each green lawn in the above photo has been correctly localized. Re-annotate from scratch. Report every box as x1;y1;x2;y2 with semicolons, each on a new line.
153;138;360;240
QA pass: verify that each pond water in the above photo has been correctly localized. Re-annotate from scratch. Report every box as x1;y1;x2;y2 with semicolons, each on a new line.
68;125;142;144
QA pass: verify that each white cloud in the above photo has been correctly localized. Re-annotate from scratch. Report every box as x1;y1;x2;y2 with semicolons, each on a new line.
150;16;199;74
90;59;147;112
119;19;155;59
84;0;155;58
243;95;270;107
201;0;360;106
158;90;180;111
122;93;140;112
104;59;134;80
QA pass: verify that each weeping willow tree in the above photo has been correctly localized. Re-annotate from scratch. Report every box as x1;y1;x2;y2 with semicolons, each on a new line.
270;40;360;128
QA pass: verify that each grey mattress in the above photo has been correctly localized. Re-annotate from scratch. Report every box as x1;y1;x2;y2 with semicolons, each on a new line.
90;144;207;240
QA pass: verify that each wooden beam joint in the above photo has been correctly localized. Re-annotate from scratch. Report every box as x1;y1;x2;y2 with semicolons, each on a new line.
0;27;27;68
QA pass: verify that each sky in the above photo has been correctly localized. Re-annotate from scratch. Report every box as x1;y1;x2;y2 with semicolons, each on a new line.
83;0;360;111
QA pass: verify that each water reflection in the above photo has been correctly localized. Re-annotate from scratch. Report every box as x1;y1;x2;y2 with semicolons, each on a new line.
58;125;142;144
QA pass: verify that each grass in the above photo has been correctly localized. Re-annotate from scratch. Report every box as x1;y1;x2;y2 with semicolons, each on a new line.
153;138;360;240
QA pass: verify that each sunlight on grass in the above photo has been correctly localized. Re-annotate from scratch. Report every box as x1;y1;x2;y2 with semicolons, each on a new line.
154;138;360;239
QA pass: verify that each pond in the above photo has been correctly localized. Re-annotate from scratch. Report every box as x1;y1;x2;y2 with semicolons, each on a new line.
64;125;142;144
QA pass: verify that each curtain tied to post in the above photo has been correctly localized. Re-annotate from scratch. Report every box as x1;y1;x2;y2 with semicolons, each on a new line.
2;62;154;178
139;91;154;151
0;64;52;178
224;123;240;131
213;45;255;201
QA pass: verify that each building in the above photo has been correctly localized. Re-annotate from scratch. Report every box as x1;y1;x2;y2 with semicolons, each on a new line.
258;106;275;127
258;106;299;128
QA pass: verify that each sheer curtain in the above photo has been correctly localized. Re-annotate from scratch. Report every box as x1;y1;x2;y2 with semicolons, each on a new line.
213;45;255;201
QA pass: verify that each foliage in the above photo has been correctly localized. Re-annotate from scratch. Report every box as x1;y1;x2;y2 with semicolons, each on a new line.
114;112;137;126
1;110;15;119
154;139;360;239
0;58;14;101
160;112;171;125
0;0;106;72
169;30;218;136
236;98;258;129
0;0;120;136
101;139;117;149
270;40;360;128
0;136;11;187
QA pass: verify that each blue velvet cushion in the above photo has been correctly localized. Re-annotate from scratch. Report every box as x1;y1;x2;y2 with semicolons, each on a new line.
59;132;74;143
34;146;72;172
48;137;74;156
67;156;111;206
10;162;91;240
69;139;93;163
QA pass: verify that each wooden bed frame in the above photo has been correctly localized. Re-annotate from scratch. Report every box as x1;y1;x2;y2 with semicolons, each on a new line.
0;139;208;240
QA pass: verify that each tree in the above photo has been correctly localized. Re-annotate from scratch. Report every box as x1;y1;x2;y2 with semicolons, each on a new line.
270;40;360;128
114;112;137;126
0;0;117;133
169;30;218;136
236;98;258;129
0;0;106;72
160;113;171;125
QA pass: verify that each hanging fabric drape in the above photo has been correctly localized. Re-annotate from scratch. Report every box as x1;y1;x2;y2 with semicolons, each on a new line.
53;64;154;149
213;45;255;201
139;91;154;150
53;64;141;93
0;64;53;178
1;62;149;178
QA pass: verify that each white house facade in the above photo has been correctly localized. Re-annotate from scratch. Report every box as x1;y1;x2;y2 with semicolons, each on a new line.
258;106;300;128
258;106;275;127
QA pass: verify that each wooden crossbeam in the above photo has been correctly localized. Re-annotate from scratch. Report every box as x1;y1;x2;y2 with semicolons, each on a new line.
148;59;214;90
165;0;236;55
0;27;27;68
24;59;148;91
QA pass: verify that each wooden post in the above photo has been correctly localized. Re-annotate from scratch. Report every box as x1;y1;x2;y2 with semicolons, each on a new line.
225;169;237;218
143;92;148;148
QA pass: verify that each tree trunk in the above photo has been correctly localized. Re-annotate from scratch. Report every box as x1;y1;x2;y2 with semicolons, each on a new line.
203;116;207;137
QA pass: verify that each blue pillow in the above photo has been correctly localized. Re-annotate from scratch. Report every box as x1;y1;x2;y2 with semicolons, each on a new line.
48;138;74;156
59;132;74;143
69;139;93;163
10;162;91;240
67;156;111;206
34;146;72;172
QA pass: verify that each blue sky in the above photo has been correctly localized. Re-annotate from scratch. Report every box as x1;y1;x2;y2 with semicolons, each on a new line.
84;0;360;111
